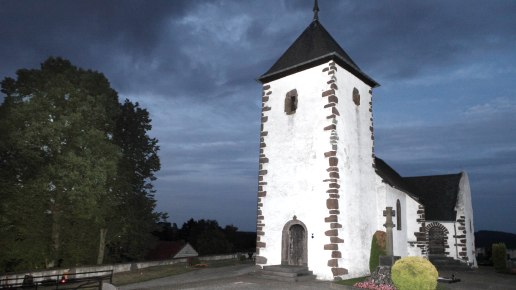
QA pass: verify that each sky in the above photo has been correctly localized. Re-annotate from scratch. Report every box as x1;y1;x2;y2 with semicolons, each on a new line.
1;0;515;233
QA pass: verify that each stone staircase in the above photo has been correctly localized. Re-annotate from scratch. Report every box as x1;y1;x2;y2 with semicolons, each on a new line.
259;265;316;282
429;255;472;271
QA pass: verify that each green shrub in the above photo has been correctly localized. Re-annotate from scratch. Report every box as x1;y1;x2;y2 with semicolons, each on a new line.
492;243;507;272
369;231;387;273
391;256;438;290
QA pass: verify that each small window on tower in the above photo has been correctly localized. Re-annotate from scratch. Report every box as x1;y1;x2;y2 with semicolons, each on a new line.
285;89;298;115
352;88;360;106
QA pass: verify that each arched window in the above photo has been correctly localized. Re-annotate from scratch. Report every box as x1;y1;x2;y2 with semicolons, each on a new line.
396;199;401;230
284;89;298;115
352;88;360;106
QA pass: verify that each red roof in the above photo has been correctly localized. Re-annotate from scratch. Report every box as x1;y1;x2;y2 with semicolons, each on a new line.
147;241;186;260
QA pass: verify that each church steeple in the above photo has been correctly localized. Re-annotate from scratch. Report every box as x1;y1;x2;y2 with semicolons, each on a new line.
313;0;319;21
258;1;379;87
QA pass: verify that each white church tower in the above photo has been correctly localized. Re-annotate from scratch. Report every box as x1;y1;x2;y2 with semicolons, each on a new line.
255;1;382;280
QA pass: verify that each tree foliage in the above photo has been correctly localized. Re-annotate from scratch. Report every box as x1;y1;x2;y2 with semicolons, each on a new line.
492;243;508;272
369;231;387;273
152;219;256;257
0;57;162;272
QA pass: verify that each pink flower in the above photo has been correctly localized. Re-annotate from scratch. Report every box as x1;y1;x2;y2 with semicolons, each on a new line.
353;280;397;290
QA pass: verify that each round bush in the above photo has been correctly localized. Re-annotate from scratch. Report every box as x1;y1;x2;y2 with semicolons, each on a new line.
391;256;438;290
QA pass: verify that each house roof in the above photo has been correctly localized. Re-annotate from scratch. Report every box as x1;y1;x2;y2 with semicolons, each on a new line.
374;157;415;196
147;241;188;260
258;19;379;87
403;173;463;221
375;157;463;222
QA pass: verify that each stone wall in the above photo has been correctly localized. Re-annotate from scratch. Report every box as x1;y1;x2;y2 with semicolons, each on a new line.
321;61;347;278
0;254;239;285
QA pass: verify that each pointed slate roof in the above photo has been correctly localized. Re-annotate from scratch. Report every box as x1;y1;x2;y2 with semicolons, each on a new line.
259;19;379;87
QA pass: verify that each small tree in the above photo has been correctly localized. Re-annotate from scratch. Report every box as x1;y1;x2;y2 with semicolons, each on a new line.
369;231;387;273
492;243;507;272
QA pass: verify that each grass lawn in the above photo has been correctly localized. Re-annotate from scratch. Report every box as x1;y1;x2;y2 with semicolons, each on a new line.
112;258;251;286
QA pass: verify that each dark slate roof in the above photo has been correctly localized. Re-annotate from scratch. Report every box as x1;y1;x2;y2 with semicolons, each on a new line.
259;19;379;87
375;157;463;222
374;157;416;197
403;173;463;222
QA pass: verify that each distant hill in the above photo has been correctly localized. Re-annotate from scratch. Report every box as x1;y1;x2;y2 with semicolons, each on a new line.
475;230;516;249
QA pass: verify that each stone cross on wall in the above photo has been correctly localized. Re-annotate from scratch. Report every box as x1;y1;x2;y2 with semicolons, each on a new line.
383;207;396;256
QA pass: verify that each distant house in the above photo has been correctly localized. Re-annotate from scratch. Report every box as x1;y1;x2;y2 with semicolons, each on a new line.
147;241;198;260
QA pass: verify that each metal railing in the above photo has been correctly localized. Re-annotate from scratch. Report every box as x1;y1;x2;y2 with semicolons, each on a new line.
0;270;113;290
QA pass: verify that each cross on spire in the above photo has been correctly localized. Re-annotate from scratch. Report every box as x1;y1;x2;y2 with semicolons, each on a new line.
313;0;320;21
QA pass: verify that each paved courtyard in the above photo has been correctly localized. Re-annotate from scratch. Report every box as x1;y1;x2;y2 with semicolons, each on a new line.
119;264;516;290
119;265;350;290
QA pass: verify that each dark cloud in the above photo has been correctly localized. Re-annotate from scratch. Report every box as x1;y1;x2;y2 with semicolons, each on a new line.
324;1;516;82
1;0;515;232
375;98;516;232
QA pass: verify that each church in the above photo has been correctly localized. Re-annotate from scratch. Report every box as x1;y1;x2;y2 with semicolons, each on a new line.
255;1;476;281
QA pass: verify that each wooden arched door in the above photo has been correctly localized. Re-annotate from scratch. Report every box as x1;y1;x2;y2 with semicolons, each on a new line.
281;218;308;266
428;226;446;255
288;224;306;265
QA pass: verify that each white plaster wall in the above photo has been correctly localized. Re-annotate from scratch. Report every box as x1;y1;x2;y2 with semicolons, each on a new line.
259;61;377;280
259;62;339;280
456;172;478;266
406;196;425;257
333;67;377;279
375;180;424;258
384;185;408;257
508;249;516;259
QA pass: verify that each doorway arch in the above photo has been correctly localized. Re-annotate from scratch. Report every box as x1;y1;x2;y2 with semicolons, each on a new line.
281;217;308;266
426;222;449;256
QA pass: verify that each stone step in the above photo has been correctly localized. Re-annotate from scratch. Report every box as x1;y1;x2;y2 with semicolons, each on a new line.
436;265;472;272
262;265;308;273
259;265;316;282
429;256;472;271
261;269;313;277
432;260;464;266
259;273;316;282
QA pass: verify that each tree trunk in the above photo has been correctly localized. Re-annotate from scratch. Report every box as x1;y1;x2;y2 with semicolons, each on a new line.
97;228;108;265
50;207;60;268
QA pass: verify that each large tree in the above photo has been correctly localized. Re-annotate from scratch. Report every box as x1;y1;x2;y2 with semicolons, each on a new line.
105;100;162;263
0;57;161;271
